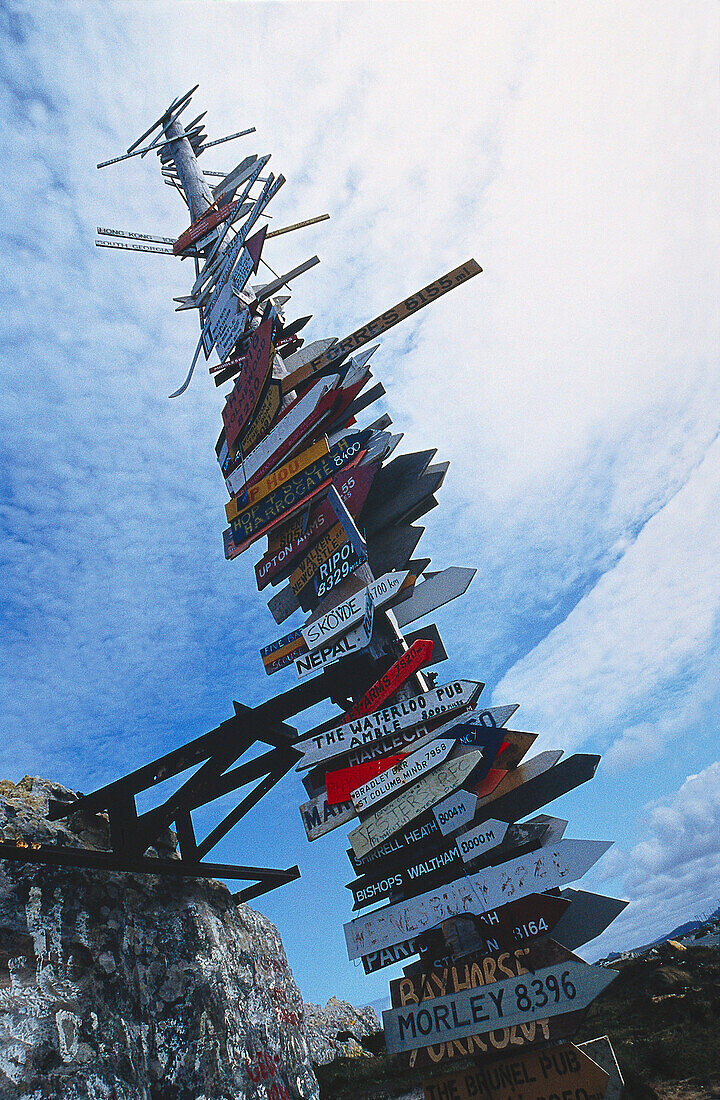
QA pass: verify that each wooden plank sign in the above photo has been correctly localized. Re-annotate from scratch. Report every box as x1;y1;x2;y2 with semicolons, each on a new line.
552;888;629;952
326;755;408;806
343;839;612;959
301;570;408;652
396;939;593;1070
226;435;331;517
362;892;571;974
228;433;369;550
421;1043;609;1100
299;791;354;841
173;195;241;254
352;738;456;814
260;626;305;675
342;639;434;724
348;753;484;861
280;259;482;395
383;957;615;1054
295;679;484;770
222;317;274;450
255;463;378;589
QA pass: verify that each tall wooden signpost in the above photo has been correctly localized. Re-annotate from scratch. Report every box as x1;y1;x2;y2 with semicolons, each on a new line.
0;86;626;1096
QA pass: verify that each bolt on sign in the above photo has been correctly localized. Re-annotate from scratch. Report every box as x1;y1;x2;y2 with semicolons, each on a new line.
280;259;483;394
222;317;274;450
383;957;616;1055
421;1042;609;1100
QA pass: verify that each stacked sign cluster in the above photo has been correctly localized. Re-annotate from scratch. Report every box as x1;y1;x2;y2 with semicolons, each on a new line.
98;91;628;1100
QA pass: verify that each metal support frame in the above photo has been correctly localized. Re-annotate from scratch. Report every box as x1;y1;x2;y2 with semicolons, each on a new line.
6;661;381;893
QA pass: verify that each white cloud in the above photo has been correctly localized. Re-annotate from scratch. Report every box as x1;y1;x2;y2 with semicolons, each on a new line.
589;762;720;955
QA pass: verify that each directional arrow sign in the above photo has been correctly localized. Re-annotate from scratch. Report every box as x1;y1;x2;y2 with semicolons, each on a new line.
456;819;509;864
280;259;482;394
294;618;372;679
434;751;565;837
295;679;484;769
312;542;366;600
369;524;426;578
383;956;615;1054
421;1042;609;1100
343;839;612;959
352;738;455;814
342;639;434;723
361;892;571;974
394;939;594;1069
393;567;477;628
348;752;484;860
226;435;331;519
290;523;348;595
552;888;629;952
301;570;409;651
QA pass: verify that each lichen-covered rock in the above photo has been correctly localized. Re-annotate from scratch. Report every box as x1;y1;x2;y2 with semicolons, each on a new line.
0;776;319;1100
302;996;381;1064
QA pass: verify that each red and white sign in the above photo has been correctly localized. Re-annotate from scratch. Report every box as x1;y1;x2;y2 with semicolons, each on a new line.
222;318;274;450
341;639;434;723
325;755;407;806
174;197;242;255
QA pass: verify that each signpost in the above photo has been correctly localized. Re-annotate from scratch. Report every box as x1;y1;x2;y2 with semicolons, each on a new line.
91;92;627;1097
295;679;484;770
279;259;483;394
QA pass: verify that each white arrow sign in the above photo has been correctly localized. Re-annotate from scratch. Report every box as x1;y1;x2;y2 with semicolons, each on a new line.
294;618;372;679
296;679;484;770
348;752;484;860
301;571;408;651
343;838;612;960
393;567;477;628
298;791;354;841
456;818;510;863
352;738;455;813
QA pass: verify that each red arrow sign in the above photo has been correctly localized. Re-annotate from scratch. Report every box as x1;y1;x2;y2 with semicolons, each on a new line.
326;754;407;805
341;639;434;723
173;197;241;255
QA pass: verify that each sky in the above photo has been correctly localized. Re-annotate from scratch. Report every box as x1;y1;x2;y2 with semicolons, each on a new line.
0;0;718;1009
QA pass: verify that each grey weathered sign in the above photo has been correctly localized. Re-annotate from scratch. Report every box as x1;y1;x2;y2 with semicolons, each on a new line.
343;838;612;959
352;738;455;813
393;567;477;629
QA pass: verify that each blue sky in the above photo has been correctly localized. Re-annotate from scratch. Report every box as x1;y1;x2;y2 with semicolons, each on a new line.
0;0;718;1008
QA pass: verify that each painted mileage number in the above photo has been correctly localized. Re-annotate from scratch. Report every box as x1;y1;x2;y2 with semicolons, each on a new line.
512;917;549;941
513;969;576;1011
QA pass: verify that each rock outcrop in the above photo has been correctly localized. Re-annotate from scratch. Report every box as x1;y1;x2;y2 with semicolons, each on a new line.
303;997;382;1065
0;776;319;1100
